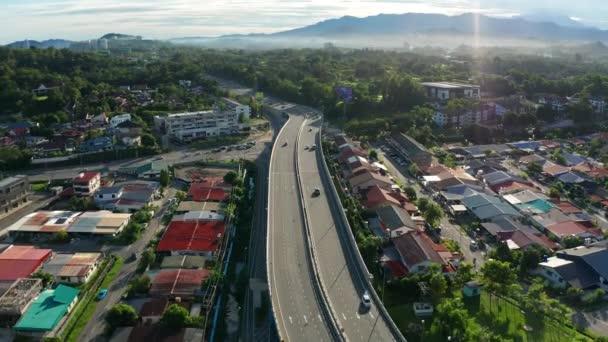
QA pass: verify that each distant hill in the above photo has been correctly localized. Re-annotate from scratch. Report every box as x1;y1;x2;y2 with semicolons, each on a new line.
5;39;72;49
100;33;142;40
267;13;608;41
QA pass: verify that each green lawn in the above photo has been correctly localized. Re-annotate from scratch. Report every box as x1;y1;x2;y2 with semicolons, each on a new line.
62;256;124;342
464;292;589;342
382;287;590;342
30;182;48;191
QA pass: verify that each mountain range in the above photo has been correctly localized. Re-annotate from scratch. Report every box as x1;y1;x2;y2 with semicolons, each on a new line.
7;13;608;50
171;13;608;49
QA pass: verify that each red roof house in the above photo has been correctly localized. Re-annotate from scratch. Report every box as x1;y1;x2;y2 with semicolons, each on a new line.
156;220;226;255
149;269;210;298
0;245;52;281
391;228;456;275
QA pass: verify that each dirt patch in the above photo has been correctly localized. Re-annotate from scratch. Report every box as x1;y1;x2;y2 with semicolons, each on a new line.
174;165;234;183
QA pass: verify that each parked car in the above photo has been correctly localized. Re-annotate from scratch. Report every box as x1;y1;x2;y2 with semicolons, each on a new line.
97;288;108;300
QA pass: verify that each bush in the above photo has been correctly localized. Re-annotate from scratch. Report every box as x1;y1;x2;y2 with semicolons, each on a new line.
161;304;190;330
582;288;606;306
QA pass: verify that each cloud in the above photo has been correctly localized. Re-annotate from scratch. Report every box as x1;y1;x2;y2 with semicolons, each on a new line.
0;0;606;44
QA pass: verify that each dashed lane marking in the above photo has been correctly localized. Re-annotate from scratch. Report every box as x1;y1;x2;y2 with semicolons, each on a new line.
289;316;293;324
356;313;361;320
342;313;347;321
318;315;322;322
370;312;375;319
303;315;308;325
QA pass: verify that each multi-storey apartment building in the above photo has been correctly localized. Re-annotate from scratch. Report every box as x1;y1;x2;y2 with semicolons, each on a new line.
0;175;29;214
154;110;239;143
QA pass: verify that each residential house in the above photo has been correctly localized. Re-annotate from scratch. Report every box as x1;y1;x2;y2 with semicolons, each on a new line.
538;95;568;113
94;181;159;212
348;169;393;194
374;205;417;237
41;252;103;284
109;113;132;128
537;245;608;290
391;227;456;274
79;137;113;153
461;193;523;222
73;172;101;197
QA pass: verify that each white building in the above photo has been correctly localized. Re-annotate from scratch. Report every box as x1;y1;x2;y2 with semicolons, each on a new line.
154;110;239;143
109;113;132;128
421;82;480;100
219;98;251;119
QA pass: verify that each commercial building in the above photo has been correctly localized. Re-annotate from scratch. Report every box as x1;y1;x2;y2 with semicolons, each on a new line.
72;172;101;196
68;211;131;236
219;97;251;119
421;81;480;100
386;133;433;168
0;175;29;214
41;253;103;285
0;245;52;283
13;284;80;338
8;211;131;238
154;110;239;143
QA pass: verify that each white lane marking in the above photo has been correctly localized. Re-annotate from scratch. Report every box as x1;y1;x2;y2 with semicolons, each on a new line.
342;313;347;321
303;315;308;325
356;313;361;320
370;312;375;319
289;316;293;324
318;314;322;321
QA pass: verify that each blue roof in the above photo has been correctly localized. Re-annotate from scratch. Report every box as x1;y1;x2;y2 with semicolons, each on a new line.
557;171;586;184
472;203;523;220
462;193;502;209
482;171;514;186
561;152;588;166
508;141;543;151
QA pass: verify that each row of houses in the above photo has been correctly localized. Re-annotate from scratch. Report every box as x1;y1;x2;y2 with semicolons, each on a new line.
333;135;459;278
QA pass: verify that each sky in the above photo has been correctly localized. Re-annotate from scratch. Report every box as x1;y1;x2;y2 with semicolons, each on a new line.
2;0;608;44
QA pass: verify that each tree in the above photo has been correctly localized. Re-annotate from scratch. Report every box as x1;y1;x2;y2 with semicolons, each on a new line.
141;133;156;147
31;270;54;287
106;304;138;328
223;171;240;186
428;271;448;301
519;247;542;275
129;275;152;294
480;260;519;296
422;201;443;227
549;187;561;199
161;304;190;330
52;230;69;243
160;169;169;188
368;149;378;161
493;241;514;263
408;163;421;177
416;197;430;213
175;190;187;202
403;186;417;200
454;262;474;288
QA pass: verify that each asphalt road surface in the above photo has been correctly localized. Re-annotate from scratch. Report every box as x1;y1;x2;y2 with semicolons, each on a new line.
267;115;332;342
298;119;396;342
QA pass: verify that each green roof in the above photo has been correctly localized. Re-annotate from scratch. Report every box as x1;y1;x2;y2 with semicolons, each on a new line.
14;285;80;332
120;161;166;175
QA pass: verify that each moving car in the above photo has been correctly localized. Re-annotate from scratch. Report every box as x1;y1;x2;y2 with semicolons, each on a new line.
361;291;372;309
283;141;288;147
312;188;321;197
97;288;108;300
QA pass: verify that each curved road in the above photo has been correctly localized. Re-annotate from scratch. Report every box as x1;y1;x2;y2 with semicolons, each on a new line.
267;115;333;341
298;118;396;341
